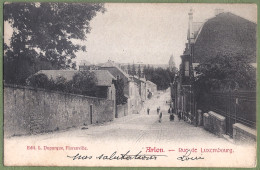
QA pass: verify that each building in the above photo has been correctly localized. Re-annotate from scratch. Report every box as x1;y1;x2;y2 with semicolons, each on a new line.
36;70;116;101
99;60;131;96
131;76;147;102
173;9;256;135
146;80;157;97
99;60;144;115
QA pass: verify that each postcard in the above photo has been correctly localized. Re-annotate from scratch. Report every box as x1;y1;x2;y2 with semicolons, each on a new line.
3;3;257;167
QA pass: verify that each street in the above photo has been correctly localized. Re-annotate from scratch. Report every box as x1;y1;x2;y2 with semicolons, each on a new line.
4;89;256;167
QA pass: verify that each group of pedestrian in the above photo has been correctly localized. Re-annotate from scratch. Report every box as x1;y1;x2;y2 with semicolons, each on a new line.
146;103;188;123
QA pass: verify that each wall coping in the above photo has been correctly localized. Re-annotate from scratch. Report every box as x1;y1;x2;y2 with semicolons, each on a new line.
233;123;256;137
208;111;225;121
4;84;111;101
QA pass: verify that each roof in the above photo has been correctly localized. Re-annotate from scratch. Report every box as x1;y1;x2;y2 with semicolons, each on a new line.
93;70;116;86
38;70;77;80
193;12;256;63
100;60;117;67
146;80;157;86
101;60;130;80
131;76;146;83
36;70;115;86
192;22;204;40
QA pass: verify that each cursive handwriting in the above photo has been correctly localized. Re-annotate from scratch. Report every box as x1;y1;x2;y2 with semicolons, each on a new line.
67;150;167;161
97;150;167;160
67;153;93;160
177;150;204;161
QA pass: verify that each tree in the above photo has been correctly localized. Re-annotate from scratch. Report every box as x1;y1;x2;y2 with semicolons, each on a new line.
70;71;98;96
27;73;50;89
142;66;174;90
137;64;141;78
4;3;105;85
114;78;127;105
127;64;131;75
194;52;256;93
132;64;136;76
54;76;67;92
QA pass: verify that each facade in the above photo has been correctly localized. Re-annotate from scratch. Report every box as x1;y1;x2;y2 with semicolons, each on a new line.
99;60;145;115
146;80;157;95
128;80;142;114
132;76;147;102
99;60;131;96
99;60;158;115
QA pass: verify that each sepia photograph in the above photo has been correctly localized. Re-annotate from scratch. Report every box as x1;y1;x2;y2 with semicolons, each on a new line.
3;2;257;167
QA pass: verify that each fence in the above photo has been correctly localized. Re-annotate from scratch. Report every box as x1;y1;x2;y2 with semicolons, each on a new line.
204;91;256;137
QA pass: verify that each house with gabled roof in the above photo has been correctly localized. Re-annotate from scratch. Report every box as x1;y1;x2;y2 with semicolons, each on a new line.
35;69;116;101
174;9;257;138
99;60;131;97
181;10;256;86
99;60;146;115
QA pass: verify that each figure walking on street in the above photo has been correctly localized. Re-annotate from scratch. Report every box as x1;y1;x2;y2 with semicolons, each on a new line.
147;107;150;115
178;110;181;121
157;106;160;114
159;112;162;123
170;112;174;121
168;107;171;114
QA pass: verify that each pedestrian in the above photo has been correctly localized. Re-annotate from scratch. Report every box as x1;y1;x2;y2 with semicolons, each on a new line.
147;107;150;115
157;106;160;114
178;110;181;121
170;113;174;121
159;112;162;123
168;107;171;114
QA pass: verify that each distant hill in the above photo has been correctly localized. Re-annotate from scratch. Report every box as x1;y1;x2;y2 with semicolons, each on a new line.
194;12;256;63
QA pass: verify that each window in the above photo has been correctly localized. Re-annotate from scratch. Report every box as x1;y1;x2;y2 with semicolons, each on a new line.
185;61;189;76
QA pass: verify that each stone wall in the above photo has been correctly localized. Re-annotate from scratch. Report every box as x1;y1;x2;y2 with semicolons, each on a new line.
4;85;114;137
203;111;226;137
233;123;256;144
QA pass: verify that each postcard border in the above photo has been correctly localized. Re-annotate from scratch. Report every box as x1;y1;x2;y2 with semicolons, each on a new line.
0;0;259;170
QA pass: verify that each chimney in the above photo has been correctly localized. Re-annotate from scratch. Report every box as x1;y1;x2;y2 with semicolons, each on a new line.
188;9;195;43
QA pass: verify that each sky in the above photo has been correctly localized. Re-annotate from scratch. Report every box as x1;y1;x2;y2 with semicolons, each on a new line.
76;3;257;67
4;3;257;67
